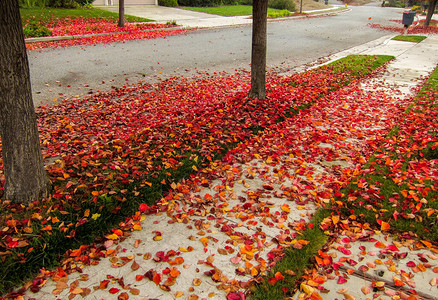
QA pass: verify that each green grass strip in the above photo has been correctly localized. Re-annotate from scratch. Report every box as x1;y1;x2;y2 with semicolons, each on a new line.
181;5;286;17
20;7;151;24
392;35;427;43
339;63;438;241
251;209;330;299
328;54;394;78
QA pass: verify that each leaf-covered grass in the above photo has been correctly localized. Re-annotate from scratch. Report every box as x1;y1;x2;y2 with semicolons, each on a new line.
181;5;288;16
0;55;393;296
20;7;151;24
392;35;427;43
250;209;330;299
20;7;182;48
329;54;394;78
338;64;438;240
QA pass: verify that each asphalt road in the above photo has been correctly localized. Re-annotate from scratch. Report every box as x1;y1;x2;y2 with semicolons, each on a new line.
28;4;405;107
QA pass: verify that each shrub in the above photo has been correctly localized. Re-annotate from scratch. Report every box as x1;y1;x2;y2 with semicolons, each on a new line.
23;21;52;38
268;9;291;18
20;0;93;7
75;0;96;5
19;0;48;7
178;0;219;6
159;0;178;6
178;0;237;6
47;0;80;8
268;0;296;11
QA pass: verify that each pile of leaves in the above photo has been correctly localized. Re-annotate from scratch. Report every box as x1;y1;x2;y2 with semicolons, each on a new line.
337;65;438;240
0;55;392;295
369;19;438;34
250;65;437;299
25;16;172;37
26;28;190;50
23;15;186;50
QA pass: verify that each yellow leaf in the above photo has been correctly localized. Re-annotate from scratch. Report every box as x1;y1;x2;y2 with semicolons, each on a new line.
106;234;119;240
133;223;142;231
175;291;184;298
91;213;101;220
344;293;356;300
192;165;198;171
374;281;385;288
199;237;209;247
71;288;83;295
301;283;314;294
281;204;290;213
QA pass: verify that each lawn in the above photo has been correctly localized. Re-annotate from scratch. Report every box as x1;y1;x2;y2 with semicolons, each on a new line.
182;5;292;17
20;7;151;24
0;55;393;296
20;7;186;50
392;34;427;43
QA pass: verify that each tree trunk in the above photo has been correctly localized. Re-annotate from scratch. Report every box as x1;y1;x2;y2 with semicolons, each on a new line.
425;0;437;27
0;0;51;204
118;0;125;27
248;0;268;99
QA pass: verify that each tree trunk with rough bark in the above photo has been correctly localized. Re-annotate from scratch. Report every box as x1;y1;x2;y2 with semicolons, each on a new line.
425;0;437;27
248;0;268;99
0;0;51;204
118;0;125;27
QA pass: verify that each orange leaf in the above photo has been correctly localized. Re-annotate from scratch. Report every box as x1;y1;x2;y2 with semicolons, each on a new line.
135;275;143;281
393;276;405;287
199;237;209;247
70;248;82;257
193;278;202;286
99;280;110;289
113;229;123;236
421;240;433;248
374;241;386;248
131;261;140;271
130;288;140;295
274;272;285;280
380;221;390;231
170;269;180;278
153;273;161;285
41;225;52;231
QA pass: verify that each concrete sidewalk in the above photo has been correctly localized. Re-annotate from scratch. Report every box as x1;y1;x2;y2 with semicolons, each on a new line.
19;34;438;300
98;4;346;28
293;35;438;300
